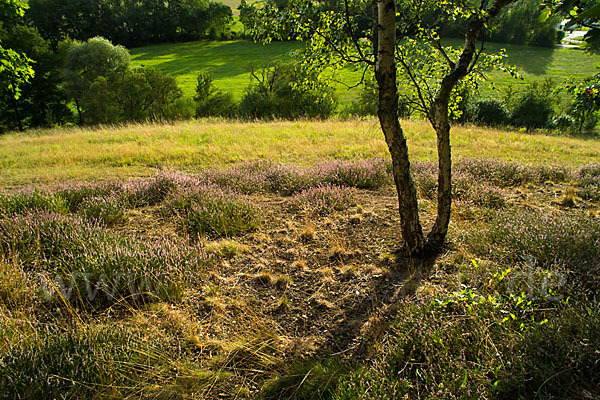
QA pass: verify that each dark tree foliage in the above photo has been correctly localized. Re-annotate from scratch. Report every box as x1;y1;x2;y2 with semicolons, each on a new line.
26;0;232;48
0;9;71;133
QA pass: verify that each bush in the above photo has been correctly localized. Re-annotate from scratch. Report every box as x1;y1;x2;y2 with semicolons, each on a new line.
345;81;412;118
239;63;337;120
471;99;510;126
510;92;554;131
164;98;196;121
194;73;237;118
565;73;600;132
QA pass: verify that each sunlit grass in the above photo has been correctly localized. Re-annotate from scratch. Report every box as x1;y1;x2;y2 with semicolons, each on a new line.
1;119;599;188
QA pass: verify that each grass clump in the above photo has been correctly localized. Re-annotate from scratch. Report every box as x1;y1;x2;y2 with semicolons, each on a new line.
262;359;349;400
166;185;260;238
291;185;357;215
204;239;249;258
0;190;68;217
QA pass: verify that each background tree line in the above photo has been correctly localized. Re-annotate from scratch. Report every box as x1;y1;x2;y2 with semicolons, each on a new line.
27;0;233;48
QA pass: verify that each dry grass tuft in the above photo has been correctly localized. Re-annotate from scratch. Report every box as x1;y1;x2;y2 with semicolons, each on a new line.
299;222;317;242
205;239;250;259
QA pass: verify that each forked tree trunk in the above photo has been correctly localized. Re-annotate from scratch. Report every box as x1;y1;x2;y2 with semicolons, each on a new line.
428;0;517;245
375;0;425;255
374;0;517;255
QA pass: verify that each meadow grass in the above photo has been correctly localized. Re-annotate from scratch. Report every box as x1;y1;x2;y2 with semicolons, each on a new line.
130;39;600;104
1;119;599;188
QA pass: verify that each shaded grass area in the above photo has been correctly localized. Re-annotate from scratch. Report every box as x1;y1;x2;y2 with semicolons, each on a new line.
2;119;600;189
129;39;600;104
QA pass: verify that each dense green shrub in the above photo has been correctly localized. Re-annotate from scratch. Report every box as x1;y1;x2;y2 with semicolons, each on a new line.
0;22;72;133
194;73;237;118
471;99;510;126
239;63;337;120
565;73;600;132
438;0;562;47
63;38;187;125
510;92;554;130
344;81;411;118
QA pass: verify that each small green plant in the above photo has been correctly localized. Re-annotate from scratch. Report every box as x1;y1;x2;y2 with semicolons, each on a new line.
194;73;237;118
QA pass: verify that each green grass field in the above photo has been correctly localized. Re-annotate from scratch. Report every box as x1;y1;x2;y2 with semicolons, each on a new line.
130;39;600;105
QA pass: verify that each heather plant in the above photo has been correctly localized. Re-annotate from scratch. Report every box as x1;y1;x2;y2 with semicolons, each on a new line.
577;164;600;201
55;181;123;212
165;185;260;238
334;289;522;399
456;158;534;187
334;291;599;399
316;159;391;190
0;212;204;305
473;209;600;290
77;192;126;224
124;170;201;207
0;322;220;399
290;185;357;215
0;190;68;217
266;163;319;195
462;183;508;209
